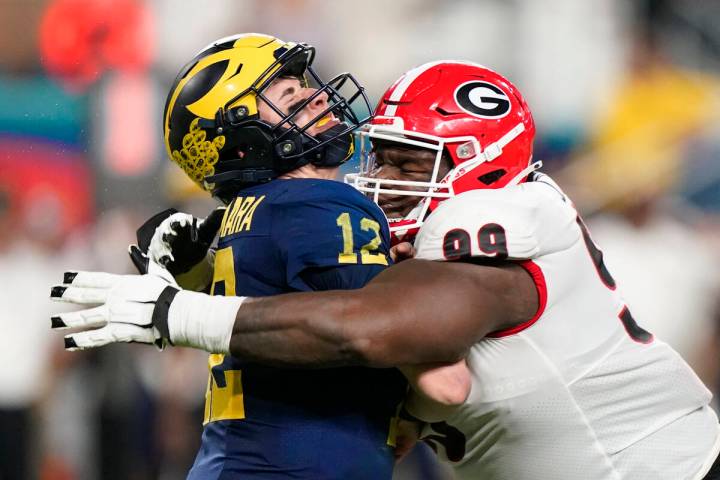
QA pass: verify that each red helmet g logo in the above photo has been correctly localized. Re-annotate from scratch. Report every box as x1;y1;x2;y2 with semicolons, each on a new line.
454;81;511;119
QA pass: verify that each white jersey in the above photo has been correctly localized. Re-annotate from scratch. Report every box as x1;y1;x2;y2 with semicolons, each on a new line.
411;174;720;480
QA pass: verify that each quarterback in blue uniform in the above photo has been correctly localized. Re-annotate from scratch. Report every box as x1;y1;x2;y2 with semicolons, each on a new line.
152;34;405;478
192;179;404;479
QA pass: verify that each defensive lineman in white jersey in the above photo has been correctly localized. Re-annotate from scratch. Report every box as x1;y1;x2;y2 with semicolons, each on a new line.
50;61;720;479
410;173;720;479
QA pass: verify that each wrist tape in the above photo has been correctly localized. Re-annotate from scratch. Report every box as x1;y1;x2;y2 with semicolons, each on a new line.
166;290;245;353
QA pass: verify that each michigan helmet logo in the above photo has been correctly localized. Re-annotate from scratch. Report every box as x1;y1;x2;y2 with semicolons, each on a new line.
454;81;511;119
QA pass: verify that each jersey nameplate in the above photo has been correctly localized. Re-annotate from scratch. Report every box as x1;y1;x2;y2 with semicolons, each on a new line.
220;195;266;237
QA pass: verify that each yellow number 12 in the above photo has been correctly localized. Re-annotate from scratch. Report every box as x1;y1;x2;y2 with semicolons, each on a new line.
336;212;388;266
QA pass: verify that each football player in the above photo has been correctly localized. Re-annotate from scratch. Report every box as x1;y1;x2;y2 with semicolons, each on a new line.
63;33;413;479
52;61;720;479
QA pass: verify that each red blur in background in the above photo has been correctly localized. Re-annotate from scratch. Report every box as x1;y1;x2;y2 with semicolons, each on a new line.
39;0;154;92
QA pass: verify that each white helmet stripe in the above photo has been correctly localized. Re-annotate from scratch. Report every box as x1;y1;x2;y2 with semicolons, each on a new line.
383;60;484;116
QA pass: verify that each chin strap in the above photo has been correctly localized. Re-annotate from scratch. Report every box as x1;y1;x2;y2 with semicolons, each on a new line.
306;125;354;168
508;160;543;186
479;122;526;163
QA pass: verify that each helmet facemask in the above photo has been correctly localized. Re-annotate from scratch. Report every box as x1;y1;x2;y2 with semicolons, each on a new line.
345;120;539;238
345;126;449;237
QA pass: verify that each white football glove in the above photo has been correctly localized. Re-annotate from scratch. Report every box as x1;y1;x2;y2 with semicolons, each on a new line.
50;262;243;353
50;263;179;351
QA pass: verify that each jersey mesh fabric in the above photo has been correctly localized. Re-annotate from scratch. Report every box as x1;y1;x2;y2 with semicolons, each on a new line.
610;406;720;480
569;336;712;455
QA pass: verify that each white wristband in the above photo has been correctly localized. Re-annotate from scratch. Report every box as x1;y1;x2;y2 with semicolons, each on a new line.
167;290;245;354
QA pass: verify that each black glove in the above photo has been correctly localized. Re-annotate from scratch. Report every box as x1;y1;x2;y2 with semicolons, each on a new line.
159;207;225;276
129;207;225;281
129;208;178;274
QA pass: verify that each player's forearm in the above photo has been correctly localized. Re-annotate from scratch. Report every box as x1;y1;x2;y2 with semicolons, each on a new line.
226;290;453;368
166;284;459;368
226;262;487;367
169;259;532;368
226;291;369;368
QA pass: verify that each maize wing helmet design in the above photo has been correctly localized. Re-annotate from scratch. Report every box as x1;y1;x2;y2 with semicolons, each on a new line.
164;33;371;202
346;60;538;236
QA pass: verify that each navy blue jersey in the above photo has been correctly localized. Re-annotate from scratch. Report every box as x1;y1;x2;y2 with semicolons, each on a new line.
188;179;406;480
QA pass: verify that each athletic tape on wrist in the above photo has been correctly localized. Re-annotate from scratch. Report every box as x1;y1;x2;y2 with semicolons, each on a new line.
167;290;245;353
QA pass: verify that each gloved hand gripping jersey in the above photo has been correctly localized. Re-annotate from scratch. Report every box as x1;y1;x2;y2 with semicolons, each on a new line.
129;207;226;291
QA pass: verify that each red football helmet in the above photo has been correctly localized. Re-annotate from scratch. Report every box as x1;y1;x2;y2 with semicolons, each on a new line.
346;61;538;237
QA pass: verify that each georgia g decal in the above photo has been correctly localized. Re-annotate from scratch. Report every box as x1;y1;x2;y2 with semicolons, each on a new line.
454;81;511;119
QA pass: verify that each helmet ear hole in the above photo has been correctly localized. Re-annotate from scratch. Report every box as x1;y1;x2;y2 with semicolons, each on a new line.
478;169;507;185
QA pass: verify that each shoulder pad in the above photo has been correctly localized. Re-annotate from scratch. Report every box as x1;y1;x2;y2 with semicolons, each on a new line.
414;181;579;261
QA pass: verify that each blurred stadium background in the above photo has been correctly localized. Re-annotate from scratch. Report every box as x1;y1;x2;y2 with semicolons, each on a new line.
1;0;720;478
